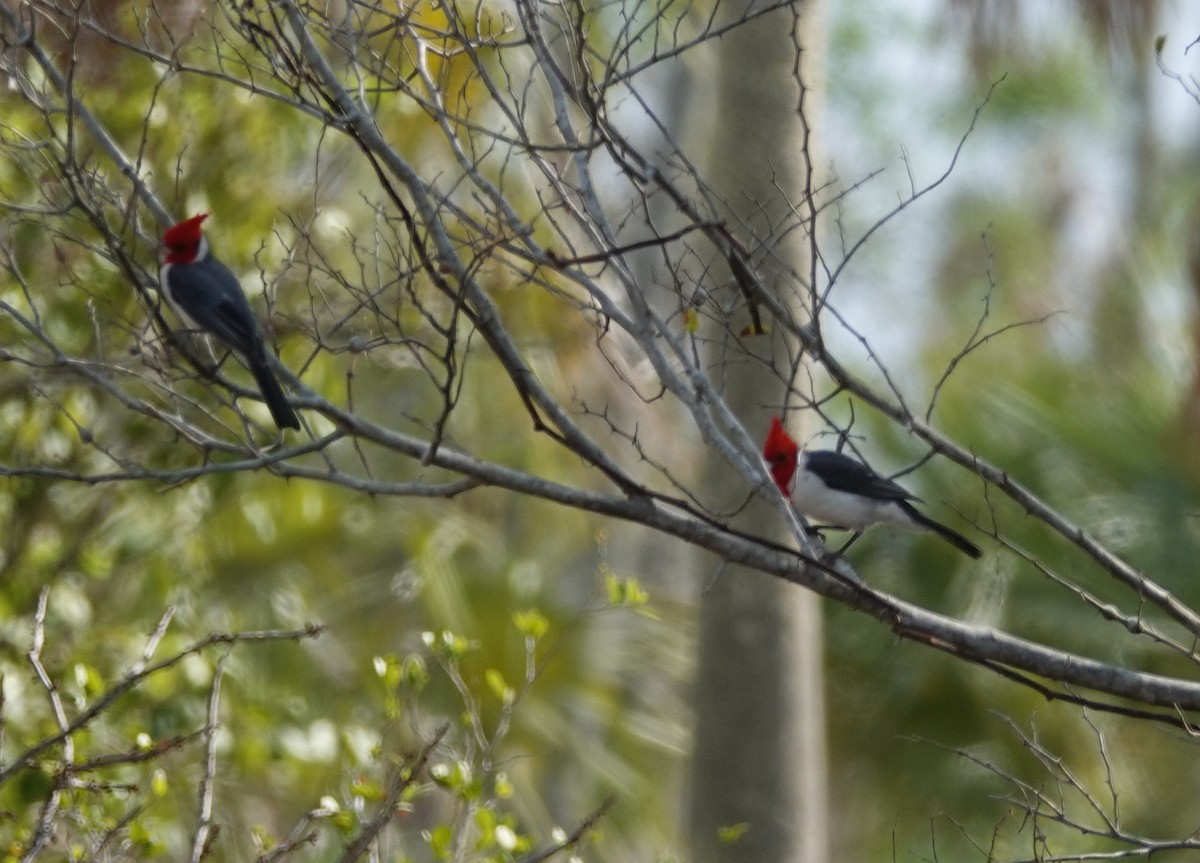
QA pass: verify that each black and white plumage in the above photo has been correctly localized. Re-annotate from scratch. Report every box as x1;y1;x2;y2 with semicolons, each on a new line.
764;418;981;559
794;450;981;558
160;214;300;430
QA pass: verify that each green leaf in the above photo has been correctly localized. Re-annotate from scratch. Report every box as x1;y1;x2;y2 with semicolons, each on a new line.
351;776;385;802
373;654;402;688
150;768;169;797
485;668;513;703
427;823;454;860
424;630;477;661
474;808;497;850
512;609;549;640
474;807;497;833
604;572;624;605
605;573;651;609
331;809;358;835
73;662;104;698
717;823;751;844
494;772;514;799
402;655;429;690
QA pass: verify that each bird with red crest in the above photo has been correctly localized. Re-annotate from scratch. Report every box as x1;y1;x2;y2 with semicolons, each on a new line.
160;214;299;431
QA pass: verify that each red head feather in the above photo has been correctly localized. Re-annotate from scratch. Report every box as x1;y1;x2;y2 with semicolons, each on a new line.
763;416;799;494
162;214;209;264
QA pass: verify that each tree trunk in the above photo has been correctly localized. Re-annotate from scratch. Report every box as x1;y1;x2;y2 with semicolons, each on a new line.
688;2;828;862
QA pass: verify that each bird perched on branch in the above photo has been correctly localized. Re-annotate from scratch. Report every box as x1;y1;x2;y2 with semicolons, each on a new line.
160;214;300;430
763;417;980;558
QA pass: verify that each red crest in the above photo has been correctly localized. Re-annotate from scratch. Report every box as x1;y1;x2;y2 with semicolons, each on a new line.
763;416;799;494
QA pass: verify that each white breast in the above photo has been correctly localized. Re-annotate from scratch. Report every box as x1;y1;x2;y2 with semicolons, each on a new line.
791;469;917;530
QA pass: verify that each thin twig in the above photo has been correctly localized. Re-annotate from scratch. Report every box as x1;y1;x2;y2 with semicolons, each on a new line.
189;651;229;863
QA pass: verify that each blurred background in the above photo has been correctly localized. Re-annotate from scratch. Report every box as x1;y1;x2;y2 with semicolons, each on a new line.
2;1;1200;861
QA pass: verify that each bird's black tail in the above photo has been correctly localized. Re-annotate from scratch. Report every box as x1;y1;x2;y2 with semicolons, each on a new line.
907;508;981;559
248;352;300;430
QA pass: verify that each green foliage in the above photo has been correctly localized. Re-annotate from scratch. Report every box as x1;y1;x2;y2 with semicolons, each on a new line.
0;593;625;862
604;571;651;610
818;3;1200;859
